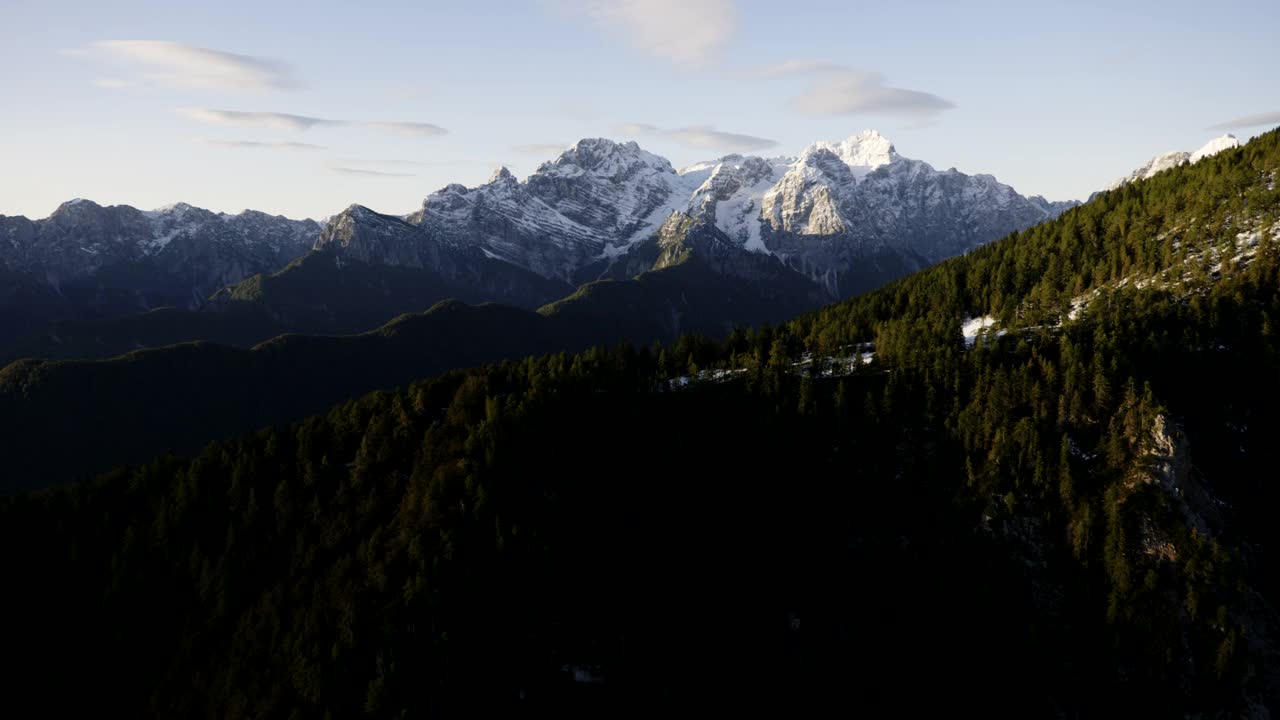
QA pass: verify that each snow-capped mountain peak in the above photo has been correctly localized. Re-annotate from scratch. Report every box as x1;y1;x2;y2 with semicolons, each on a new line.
1107;134;1243;191
537;137;674;180
1106;151;1190;190
1189;134;1240;163
50;197;107;218
802;129;900;179
409;137;692;279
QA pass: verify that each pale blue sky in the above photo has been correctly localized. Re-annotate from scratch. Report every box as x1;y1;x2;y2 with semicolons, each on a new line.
2;0;1277;220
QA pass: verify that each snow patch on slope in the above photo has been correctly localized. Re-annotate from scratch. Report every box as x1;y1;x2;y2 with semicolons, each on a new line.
962;315;998;346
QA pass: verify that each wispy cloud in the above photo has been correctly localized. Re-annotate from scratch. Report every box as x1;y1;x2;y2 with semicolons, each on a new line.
337;158;451;167
204;139;328;151
362;121;448;138
80;40;296;92
512;143;569;155
617;123;777;152
1208;111;1280;131
567;0;737;66
331;167;417;178
177;108;449;136
758;61;955;120
178;108;336;131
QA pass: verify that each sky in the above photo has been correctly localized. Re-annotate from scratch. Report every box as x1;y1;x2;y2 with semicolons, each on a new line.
2;0;1278;220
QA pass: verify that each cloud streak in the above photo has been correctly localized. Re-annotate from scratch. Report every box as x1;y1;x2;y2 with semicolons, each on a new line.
176;108;448;137
336;158;458;167
1208;111;1280;131
178;108;336;131
759;61;955;119
618;123;777;152
85;40;296;92
204;139;328;151
330;167;417;178
570;0;737;65
362;121;448;138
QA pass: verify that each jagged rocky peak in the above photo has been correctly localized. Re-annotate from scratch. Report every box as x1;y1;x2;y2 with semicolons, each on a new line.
49;197;120;223
760;148;856;238
654;210;743;253
488;166;516;184
149;201;217;223
682;154;785;253
640;210;825;304
409;184;468;223
55;197;99;212
149;201;196;215
538;137;675;179
235;208;302;223
651;211;740;272
45;199;156;248
317;204;440;270
324;204;405;235
692;155;777;198
657;210;704;243
794;147;859;187
320;204;365;231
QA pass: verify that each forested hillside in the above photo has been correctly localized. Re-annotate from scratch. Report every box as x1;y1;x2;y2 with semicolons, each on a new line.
2;128;1279;716
0;301;583;491
0;247;574;364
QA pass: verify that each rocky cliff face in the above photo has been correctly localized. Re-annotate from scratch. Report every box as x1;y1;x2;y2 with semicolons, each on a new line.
537;212;826;342
752;136;1074;296
317;204;443;270
408;141;687;281
308;204;572;311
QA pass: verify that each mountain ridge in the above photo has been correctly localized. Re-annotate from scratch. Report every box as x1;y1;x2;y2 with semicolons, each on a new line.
0;130;1078;361
380;130;1079;298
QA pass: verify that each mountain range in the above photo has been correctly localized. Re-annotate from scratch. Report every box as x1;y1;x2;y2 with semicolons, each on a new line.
0;130;1077;361
0;200;317;298
370;130;1078;297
